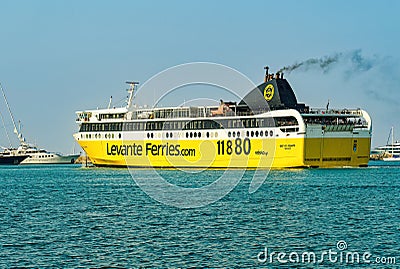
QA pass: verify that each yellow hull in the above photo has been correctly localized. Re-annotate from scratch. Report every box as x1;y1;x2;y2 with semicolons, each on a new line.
304;137;371;167
76;136;371;168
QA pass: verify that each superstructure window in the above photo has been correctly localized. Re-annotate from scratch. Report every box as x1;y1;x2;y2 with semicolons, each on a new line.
274;117;298;127
79;115;298;133
99;113;125;120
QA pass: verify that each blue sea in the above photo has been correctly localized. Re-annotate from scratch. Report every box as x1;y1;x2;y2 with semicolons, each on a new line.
0;162;399;268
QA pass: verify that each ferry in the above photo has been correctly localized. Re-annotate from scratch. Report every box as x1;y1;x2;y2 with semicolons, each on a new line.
73;68;372;168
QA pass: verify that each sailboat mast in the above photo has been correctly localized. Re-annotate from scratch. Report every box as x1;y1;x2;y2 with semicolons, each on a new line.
0;83;25;144
392;126;394;155
0;110;12;148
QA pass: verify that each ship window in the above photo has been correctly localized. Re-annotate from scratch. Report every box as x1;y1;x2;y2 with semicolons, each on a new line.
275;116;298;127
203;120;211;129
79;124;85;132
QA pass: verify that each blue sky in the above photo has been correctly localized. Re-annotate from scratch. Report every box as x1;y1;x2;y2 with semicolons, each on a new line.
0;0;399;152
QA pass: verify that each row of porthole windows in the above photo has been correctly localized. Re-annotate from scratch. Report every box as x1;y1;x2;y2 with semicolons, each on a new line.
147;132;218;139
33;155;54;158
81;129;275;140
147;132;174;139
228;130;274;138
81;133;121;139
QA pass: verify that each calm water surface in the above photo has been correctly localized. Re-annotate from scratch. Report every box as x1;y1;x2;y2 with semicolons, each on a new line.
0;163;399;268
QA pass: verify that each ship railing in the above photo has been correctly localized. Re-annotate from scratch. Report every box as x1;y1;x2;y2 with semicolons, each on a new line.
128;108;270;120
306;121;369;131
307;108;363;115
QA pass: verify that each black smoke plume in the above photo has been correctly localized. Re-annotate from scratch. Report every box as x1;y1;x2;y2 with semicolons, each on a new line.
278;49;375;75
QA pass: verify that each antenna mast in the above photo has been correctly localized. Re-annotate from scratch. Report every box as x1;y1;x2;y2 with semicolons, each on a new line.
125;81;139;109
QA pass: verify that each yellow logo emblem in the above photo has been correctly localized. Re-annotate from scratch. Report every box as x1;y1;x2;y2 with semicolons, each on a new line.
264;84;274;101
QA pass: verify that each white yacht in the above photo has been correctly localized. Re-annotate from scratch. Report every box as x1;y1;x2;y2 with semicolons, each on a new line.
18;145;80;164
373;127;400;161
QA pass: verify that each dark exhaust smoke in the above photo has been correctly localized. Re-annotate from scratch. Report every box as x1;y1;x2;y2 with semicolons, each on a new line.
278;49;375;74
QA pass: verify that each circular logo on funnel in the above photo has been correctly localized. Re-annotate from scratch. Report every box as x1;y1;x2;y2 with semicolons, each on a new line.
264;84;274;101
